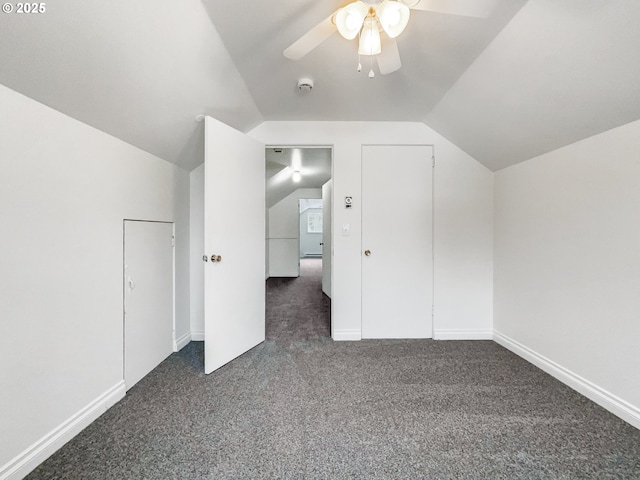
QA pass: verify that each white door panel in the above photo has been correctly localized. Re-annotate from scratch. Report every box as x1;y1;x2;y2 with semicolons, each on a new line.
124;220;174;389
362;145;433;338
204;116;265;374
322;180;332;298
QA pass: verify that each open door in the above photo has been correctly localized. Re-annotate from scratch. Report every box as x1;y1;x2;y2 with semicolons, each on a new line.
204;116;265;374
321;180;332;298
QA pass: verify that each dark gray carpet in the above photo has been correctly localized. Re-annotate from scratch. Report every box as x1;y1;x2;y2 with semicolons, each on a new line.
266;258;330;343
27;262;640;479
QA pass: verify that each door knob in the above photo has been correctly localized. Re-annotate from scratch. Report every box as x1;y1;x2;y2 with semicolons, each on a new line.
364;249;371;256
211;254;222;263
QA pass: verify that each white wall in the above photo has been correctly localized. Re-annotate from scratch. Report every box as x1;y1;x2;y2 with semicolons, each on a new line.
494;120;640;429
189;164;205;340
0;84;190;479
268;188;322;277
250;122;494;341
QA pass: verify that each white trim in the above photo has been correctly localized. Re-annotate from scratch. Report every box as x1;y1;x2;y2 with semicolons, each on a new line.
174;331;191;351
0;381;126;480
434;329;493;340
191;330;205;341
494;330;640;430
333;329;362;341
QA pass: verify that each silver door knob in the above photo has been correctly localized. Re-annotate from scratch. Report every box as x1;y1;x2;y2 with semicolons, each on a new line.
211;254;222;263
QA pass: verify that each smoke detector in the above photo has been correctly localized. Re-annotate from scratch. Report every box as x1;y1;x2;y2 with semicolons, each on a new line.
297;78;314;92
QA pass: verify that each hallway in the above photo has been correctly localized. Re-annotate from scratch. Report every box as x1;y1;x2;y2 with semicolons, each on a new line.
266;258;330;343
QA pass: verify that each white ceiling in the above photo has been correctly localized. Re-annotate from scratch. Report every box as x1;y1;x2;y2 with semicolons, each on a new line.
0;0;262;171
426;0;640;170
266;147;332;208
202;0;526;124
1;0;639;171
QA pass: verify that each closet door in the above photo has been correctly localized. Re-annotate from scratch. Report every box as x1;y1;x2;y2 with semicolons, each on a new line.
361;145;433;338
124;220;174;389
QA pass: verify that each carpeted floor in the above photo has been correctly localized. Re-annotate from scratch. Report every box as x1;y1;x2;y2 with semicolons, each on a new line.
27;260;640;479
266;258;331;343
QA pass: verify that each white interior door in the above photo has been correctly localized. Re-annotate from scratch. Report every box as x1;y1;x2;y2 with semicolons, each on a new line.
204;116;265;374
322;180;332;298
361;145;433;338
124;220;174;389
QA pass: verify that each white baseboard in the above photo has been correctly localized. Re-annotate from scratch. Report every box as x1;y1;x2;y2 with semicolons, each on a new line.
1;381;126;480
434;329;493;340
174;331;191;351
332;329;494;342
191;330;204;341
493;330;640;430
333;329;361;341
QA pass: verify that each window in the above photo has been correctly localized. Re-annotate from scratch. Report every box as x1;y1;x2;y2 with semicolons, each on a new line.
307;213;322;233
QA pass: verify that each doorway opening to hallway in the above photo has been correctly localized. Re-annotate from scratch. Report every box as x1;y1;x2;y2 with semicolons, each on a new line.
264;146;333;342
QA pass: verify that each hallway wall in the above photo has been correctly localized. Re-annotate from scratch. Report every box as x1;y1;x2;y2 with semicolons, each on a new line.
268;188;322;277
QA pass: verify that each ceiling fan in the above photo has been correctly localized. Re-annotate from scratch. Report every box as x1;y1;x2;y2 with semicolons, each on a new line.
283;0;499;76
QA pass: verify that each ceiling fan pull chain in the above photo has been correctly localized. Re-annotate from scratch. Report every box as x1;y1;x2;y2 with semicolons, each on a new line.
369;55;375;79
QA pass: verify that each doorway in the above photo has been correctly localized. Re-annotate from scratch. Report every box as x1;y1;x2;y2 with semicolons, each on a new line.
264;146;333;341
299;198;323;260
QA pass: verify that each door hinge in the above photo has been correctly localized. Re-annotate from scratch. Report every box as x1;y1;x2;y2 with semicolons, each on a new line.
432;155;436;168
172;236;175;247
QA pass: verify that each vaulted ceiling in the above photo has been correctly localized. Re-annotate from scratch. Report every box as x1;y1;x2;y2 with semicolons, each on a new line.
1;0;639;171
266;147;332;207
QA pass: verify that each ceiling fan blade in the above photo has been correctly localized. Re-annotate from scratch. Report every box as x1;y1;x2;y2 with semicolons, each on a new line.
404;0;500;18
377;36;401;75
283;13;338;60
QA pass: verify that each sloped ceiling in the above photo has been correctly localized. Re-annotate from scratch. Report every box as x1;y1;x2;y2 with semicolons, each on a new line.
201;0;527;124
0;0;262;171
426;0;640;170
1;0;639;171
266;147;332;208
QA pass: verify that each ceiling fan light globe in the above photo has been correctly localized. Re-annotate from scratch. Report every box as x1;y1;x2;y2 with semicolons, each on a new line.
397;0;421;7
377;0;411;38
387;9;401;26
358;16;382;55
345;15;359;31
335;1;368;40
